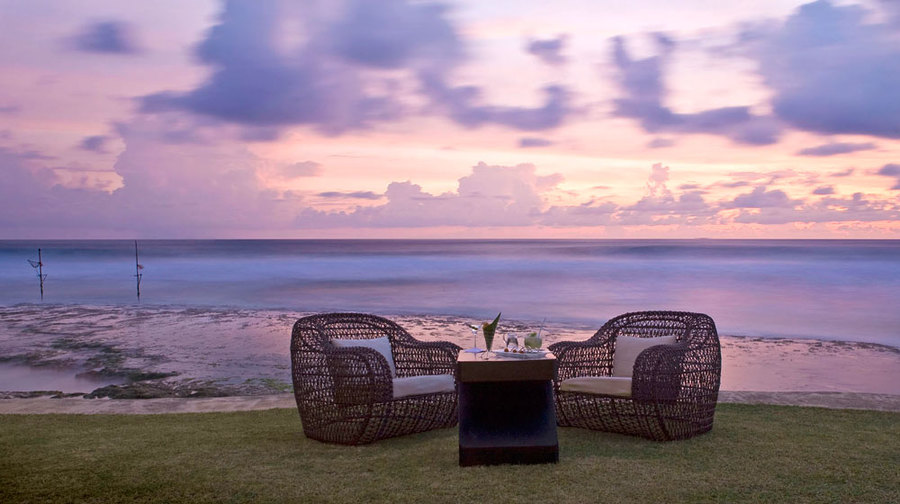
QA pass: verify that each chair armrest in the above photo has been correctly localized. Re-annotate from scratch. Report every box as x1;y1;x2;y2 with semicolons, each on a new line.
631;343;689;402
549;340;614;382
394;340;461;378
326;346;394;404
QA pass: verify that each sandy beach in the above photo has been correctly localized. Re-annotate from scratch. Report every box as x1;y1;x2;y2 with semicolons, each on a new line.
1;305;898;412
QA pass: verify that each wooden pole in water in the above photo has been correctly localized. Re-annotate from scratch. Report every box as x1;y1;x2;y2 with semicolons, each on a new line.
134;240;143;300
38;248;44;300
28;248;46;300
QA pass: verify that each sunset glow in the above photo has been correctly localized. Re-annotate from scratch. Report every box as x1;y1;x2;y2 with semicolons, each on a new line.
1;0;898;238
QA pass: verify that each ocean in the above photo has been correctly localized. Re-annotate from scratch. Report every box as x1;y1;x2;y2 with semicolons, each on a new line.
2;239;898;346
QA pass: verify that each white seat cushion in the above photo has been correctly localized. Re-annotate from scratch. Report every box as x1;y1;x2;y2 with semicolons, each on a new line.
612;335;677;377
392;374;456;399
332;336;397;377
559;376;632;397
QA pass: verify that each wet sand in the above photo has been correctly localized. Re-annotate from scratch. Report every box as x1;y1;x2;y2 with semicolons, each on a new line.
1;305;898;402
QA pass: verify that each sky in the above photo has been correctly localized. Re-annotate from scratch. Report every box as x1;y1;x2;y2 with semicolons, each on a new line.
0;0;898;239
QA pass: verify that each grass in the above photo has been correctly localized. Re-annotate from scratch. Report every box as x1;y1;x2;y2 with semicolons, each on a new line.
1;404;897;503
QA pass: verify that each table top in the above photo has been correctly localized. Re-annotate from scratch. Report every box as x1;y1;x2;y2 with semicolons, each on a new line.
457;350;556;383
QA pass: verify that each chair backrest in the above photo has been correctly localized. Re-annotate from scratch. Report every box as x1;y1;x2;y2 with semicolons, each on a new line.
291;312;413;354
290;313;413;411
591;310;719;350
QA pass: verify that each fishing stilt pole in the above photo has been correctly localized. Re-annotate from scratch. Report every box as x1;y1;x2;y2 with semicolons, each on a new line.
134;240;144;300
28;248;47;300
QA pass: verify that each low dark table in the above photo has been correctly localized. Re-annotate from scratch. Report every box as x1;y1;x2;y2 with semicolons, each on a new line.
456;351;558;466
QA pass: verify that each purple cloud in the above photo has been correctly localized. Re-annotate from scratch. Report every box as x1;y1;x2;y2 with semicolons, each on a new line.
79;135;109;153
318;191;382;200
142;0;446;133
519;137;554;148
878;164;900;176
812;186;835;195
877;163;900;189
527;35;568;66
421;79;571;131
297;162;564;228
70;21;141;54
733;192;898;225
748;0;900;138
328;0;461;69
648;138;675;148
611;35;781;145
830;168;855;177
725;186;802;208
541;200;617;226
796;141;877;156
142;0;571;134
19;150;56;161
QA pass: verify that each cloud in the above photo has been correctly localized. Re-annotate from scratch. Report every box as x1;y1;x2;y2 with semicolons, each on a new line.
648;138;675;148
877;164;900;176
142;0;572;134
829;167;855;177
69;20;141;54
541;200;617;226
518;137;554;148
327;0;462;70
283;161;323;178
141;0;447;133
0;147;118;236
0;105;20;115
421;80;572;131
295;161;900;230
611;35;781;145
0;114;303;237
725;186;802;208
79;135;109;153
747;0;900;138
317;191;382;200
19;150;55;161
297;162;564;227
796;141;877;156
613;164;716;225
877;163;900;189
526;35;568;66
733;192;899;224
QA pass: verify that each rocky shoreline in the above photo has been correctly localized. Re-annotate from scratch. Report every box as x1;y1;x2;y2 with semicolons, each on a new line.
2;305;898;400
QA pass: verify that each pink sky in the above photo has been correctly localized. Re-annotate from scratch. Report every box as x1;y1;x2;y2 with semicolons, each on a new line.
0;0;898;238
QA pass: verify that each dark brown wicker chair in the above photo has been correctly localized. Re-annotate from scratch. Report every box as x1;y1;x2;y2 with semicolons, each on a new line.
548;311;721;441
290;313;461;445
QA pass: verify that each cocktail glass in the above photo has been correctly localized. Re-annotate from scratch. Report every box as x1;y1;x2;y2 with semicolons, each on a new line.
483;326;495;356
464;324;483;353
524;333;542;351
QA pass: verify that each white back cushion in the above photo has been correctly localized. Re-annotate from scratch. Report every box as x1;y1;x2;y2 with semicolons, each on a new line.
332;336;397;377
612;335;677;377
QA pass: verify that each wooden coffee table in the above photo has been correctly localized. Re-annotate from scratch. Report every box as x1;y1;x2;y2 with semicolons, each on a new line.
456;351;559;466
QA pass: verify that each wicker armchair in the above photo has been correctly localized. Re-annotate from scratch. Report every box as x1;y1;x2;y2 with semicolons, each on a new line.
548;311;721;441
290;313;461;445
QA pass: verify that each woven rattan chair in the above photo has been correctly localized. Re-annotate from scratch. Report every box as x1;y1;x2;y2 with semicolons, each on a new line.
548;311;721;441
290;313;461;445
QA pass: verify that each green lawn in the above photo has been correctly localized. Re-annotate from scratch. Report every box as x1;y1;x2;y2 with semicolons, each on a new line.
1;404;897;503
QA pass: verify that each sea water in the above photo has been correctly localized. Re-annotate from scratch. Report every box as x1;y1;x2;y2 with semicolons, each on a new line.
1;239;898;346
